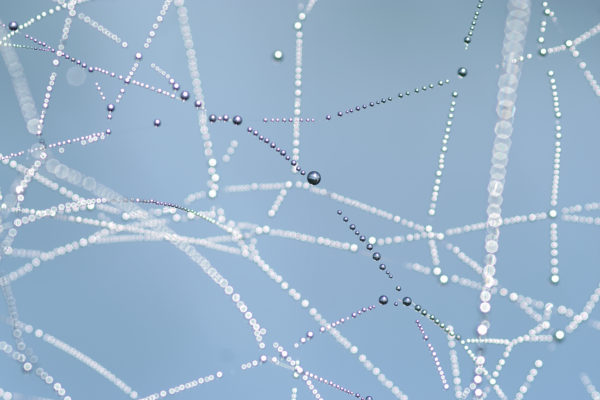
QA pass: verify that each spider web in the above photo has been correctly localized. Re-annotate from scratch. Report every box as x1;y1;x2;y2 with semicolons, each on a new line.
0;0;600;399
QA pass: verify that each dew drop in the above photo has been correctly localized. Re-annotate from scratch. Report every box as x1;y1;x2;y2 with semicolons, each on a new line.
273;50;284;61
307;171;321;185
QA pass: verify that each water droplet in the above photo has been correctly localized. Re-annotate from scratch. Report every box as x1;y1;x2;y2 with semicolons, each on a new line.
553;329;565;342
307;171;321;185
273;50;284;61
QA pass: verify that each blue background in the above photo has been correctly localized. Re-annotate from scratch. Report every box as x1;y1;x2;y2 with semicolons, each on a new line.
1;0;600;399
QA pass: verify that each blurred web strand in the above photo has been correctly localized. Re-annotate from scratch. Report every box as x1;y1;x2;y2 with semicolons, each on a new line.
268;188;289;217
50;214;242;254
545;20;600;54
444;211;548;237
428;239;441;272
137;370;223;400
13;320;138;398
76;11;128;47
6;393;55;400
303;378;324;400
570;47;600;97
0;23;39;135
478;4;532;394
267;227;353;252
481;0;532;313
304;0;319;15
581;373;600;400
0;3;67;45
447;335;464;399
0;130;110;161
221;139;239;164
0;19;47;387
444;242;484;275
36;0;78;137
511;360;543;400
0;339;71;398
174;0;218;197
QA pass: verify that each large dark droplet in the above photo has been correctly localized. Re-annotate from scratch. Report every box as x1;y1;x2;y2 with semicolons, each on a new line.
307;171;321;185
